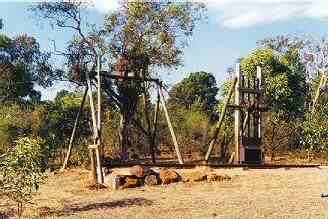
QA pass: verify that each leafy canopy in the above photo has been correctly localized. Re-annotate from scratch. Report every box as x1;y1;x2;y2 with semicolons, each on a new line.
168;71;218;112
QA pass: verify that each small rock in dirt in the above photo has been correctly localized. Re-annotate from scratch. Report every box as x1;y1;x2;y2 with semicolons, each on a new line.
206;172;231;182
144;174;159;186
130;165;153;178
159;169;180;184
121;176;141;189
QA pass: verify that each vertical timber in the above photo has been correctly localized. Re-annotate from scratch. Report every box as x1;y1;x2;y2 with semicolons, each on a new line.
234;63;241;164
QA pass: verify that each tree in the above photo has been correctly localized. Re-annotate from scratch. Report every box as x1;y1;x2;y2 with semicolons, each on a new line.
32;1;206;161
241;47;307;119
0;33;58;104
168;71;218;112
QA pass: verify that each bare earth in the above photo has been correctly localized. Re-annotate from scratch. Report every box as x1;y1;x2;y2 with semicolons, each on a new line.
2;167;328;219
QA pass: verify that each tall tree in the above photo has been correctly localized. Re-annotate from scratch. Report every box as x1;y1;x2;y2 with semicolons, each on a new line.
241;47;307;119
168;71;218;112
0;33;58;104
32;1;206;160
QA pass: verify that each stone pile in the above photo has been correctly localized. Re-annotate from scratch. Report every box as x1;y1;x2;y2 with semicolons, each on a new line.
104;165;231;190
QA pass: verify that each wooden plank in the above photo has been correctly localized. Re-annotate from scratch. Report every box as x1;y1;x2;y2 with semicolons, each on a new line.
205;77;237;161
159;86;184;164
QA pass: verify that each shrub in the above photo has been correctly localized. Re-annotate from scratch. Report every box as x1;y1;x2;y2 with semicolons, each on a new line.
0;137;48;217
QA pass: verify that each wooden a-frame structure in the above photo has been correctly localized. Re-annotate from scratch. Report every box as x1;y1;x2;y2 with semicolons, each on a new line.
60;58;184;184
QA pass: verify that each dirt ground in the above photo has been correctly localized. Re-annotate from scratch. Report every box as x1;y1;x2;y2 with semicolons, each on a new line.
1;166;328;219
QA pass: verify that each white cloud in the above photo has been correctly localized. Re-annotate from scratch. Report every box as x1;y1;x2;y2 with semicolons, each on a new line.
201;0;328;29
87;0;328;29
92;0;119;13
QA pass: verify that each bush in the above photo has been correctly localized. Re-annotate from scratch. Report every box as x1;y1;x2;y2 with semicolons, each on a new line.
0;137;48;217
302;107;328;153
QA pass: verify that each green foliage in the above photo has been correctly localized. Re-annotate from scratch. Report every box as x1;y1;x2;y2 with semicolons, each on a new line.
263;113;299;159
168;71;218;112
241;48;307;119
0;137;48;216
162;106;211;153
36;90;92;166
302;101;328;152
0;33;57;104
0;104;32;153
103;1;206;70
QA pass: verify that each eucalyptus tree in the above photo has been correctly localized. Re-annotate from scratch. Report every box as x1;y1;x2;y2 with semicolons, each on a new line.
32;0;206;161
0;33;58;104
168;71;218;113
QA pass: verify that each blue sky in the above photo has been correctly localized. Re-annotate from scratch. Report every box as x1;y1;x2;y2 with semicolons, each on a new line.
1;0;328;100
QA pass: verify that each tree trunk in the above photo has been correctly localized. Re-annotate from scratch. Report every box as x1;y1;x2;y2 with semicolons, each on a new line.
119;114;129;161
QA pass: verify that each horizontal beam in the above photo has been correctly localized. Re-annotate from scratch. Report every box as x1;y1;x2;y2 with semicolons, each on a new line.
227;104;268;111
239;88;264;94
100;72;161;83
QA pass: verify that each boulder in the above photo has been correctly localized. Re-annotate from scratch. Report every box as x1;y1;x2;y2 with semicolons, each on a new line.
144;175;159;186
159;169;180;184
121;176;140;189
104;174;124;190
130;165;153;178
206;172;231;182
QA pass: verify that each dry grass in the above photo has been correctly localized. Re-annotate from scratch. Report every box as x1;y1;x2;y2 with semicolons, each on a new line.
1;167;328;219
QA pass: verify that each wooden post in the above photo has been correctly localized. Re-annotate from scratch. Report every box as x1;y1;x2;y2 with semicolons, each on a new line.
60;87;88;171
205;77;237;161
97;56;103;157
86;69;103;184
159;85;184;164
96;56;104;183
256;66;262;139
234;63;241;164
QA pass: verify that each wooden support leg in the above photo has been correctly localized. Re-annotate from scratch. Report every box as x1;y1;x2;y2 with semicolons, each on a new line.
312;73;327;114
205;77;237;161
234;63;241;164
60;86;88;171
89;148;97;184
151;92;161;164
86;70;104;185
159;86;184;164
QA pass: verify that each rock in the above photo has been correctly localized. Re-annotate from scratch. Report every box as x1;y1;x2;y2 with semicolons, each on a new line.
144;175;159;186
184;171;207;182
130;165;153;178
159;169;180;184
206;172;231;182
104;174;124;190
121;176;140;189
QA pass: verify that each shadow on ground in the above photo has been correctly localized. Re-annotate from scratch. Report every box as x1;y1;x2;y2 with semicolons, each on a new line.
40;198;153;217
